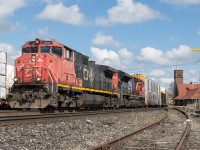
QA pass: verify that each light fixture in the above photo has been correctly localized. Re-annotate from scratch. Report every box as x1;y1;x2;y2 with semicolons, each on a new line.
14;77;18;82
31;55;36;62
36;77;41;82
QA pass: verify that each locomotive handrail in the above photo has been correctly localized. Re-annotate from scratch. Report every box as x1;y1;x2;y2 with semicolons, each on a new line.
43;66;57;83
44;66;55;93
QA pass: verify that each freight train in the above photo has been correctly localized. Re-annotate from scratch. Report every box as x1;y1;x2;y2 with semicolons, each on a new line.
7;38;167;109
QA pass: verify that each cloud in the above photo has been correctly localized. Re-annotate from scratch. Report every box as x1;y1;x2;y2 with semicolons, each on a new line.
159;77;174;86
92;32;121;47
137;47;170;65
90;47;133;70
149;69;166;77
95;0;162;26
166;45;193;62
161;0;200;5
135;45;200;89
118;48;133;66
0;0;26;31
184;69;199;83
36;2;86;25
137;45;195;66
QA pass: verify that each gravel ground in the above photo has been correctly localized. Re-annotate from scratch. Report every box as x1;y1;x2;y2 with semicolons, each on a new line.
0;110;166;150
168;107;200;150
185;115;200;150
181;109;200;150
114;109;187;150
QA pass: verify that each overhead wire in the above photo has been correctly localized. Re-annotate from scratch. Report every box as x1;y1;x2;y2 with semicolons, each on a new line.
124;60;200;72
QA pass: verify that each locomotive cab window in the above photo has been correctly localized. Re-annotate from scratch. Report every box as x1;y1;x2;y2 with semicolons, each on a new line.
52;47;62;58
30;47;38;53
65;48;73;60
41;46;50;53
22;47;38;54
22;48;30;54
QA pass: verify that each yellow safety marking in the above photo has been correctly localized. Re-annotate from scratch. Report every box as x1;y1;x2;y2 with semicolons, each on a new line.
57;83;118;95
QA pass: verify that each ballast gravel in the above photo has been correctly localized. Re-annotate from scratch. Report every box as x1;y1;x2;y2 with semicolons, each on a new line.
0;110;166;150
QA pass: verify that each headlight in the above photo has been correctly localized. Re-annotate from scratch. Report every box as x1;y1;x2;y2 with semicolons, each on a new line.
31;55;36;62
14;77;18;82
36;77;41;82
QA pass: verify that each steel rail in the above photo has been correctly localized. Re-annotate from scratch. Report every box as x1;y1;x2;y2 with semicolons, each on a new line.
90;114;168;150
0;109;160;127
0;107;165;116
0;110;124;121
175;108;191;150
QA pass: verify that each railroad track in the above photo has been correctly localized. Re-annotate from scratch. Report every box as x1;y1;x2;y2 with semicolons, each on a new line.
0;110;22;113
185;110;200;149
0;110;120;127
0;108;163;127
91;108;191;150
0;107;164;116
0;108;167;149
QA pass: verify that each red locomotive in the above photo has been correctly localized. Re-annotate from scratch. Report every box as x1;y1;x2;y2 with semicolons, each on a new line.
7;38;147;109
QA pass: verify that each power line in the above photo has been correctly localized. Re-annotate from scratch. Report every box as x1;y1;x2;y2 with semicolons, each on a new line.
124;60;200;72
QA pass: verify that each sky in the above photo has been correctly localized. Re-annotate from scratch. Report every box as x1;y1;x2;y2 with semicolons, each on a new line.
1;0;200;92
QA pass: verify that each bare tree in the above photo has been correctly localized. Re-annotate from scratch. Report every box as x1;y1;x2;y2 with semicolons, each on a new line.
168;81;174;98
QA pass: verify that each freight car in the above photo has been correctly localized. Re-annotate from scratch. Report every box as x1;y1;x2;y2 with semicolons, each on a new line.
133;74;162;107
161;87;168;107
7;38;163;109
0;63;14;109
145;75;161;106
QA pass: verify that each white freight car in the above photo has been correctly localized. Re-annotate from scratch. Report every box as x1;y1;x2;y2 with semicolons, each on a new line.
144;76;161;106
0;65;14;100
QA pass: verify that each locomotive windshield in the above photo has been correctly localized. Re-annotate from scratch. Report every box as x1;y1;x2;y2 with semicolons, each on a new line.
22;47;38;54
52;47;62;57
41;46;63;58
41;46;50;53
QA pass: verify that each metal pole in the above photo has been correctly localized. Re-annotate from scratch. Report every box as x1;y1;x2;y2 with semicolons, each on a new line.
5;52;7;91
